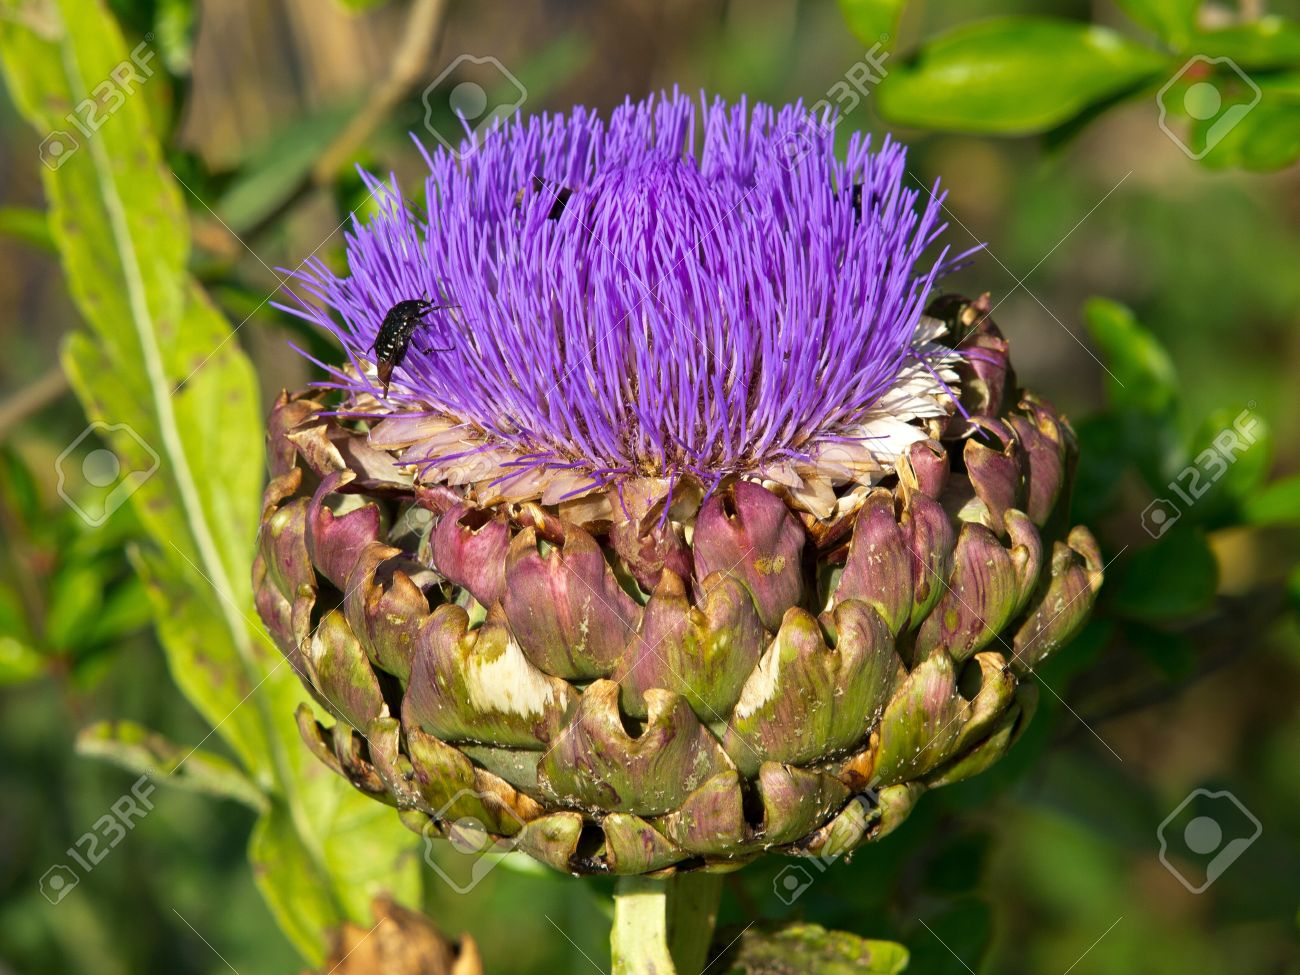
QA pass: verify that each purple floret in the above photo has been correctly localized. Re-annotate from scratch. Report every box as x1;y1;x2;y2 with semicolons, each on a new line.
280;92;955;490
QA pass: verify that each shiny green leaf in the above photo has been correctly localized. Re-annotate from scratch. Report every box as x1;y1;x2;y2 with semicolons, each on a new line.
153;0;196;75
1186;407;1271;511
249;804;344;968
876;17;1167;133
1083;297;1183;488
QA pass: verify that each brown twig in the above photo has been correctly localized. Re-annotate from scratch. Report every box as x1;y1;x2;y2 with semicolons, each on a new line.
312;0;449;182
234;0;450;246
1059;587;1288;740
0;364;70;438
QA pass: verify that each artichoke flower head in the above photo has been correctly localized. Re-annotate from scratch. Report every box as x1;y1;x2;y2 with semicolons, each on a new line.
256;93;1103;877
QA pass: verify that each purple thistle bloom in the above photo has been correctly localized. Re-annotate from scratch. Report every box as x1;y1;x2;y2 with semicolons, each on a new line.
280;92;961;510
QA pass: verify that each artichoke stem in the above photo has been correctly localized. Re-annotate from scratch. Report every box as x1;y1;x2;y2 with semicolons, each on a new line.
611;873;722;975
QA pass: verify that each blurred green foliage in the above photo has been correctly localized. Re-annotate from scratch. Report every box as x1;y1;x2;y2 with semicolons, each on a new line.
0;0;1298;973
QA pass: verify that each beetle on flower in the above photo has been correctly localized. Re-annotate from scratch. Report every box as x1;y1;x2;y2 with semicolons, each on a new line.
259;92;1102;883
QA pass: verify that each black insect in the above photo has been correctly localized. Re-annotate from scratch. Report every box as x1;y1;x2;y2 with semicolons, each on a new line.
514;175;574;220
371;298;455;396
846;182;882;223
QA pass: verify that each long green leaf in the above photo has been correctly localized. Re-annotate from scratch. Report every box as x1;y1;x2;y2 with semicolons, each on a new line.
875;17;1169;133
0;0;417;962
76;719;269;811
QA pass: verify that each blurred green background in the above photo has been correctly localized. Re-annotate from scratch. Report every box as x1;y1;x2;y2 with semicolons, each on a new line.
1;0;1298;972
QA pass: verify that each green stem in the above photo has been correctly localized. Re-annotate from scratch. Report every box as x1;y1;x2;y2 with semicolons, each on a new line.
611;874;723;975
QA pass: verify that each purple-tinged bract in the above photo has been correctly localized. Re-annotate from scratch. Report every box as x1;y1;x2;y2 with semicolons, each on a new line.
256;95;1103;879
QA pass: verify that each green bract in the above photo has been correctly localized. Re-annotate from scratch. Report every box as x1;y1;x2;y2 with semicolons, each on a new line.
254;295;1103;876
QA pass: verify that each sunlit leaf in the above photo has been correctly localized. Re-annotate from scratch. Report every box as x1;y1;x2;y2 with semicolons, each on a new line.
153;0;195;75
0;1;419;962
875;17;1168;133
250;803;348;964
1081;298;1178;412
332;0;393;10
1185;407;1271;516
